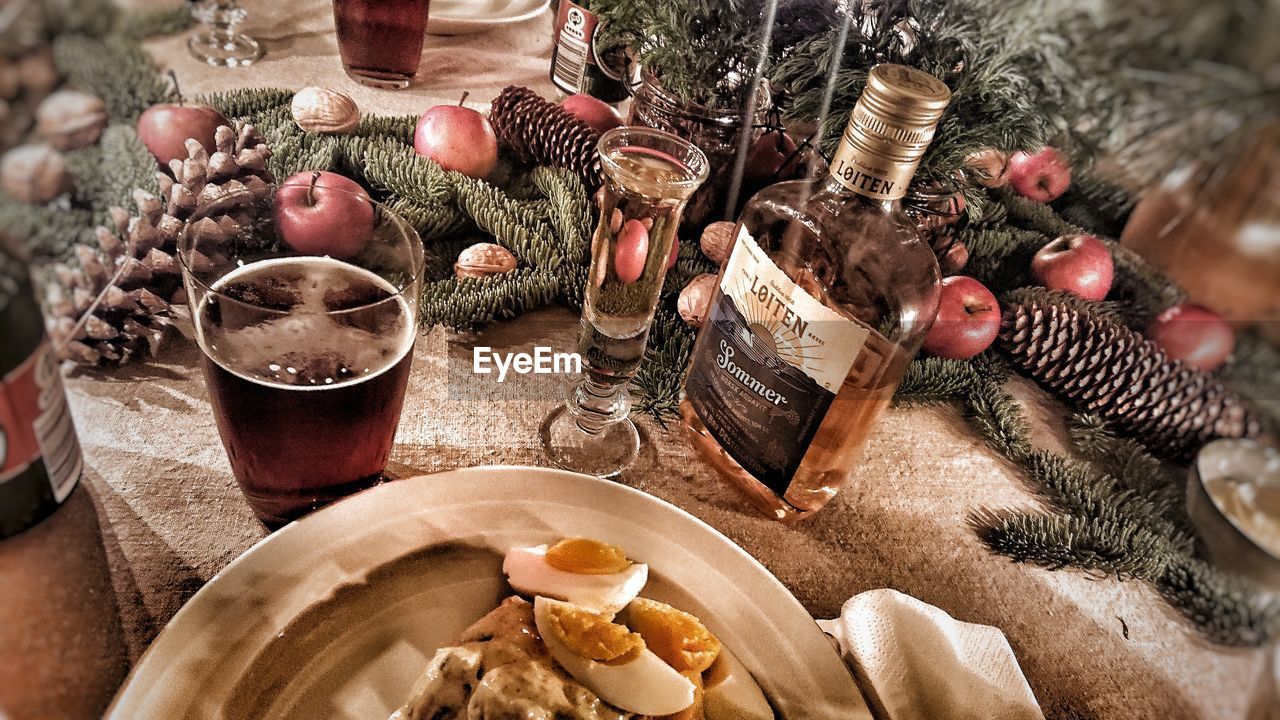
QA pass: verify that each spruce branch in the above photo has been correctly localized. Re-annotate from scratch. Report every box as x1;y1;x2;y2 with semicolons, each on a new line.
65;124;159;218
1157;556;1279;647
963;378;1033;461
53;34;175;122
201;87;296;119
385;197;470;241
115;5;194;40
975;511;1170;580
0;199;96;262
451;173;558;267
361;137;454;209
894;356;982;405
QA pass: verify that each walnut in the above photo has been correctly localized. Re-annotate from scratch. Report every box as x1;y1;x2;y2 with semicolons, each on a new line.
291;87;360;134
678;273;718;327
699;221;737;265
36;89;107;150
454;242;517;279
1;143;72;204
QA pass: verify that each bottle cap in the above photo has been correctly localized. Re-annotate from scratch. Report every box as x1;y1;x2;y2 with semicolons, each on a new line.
831;64;951;200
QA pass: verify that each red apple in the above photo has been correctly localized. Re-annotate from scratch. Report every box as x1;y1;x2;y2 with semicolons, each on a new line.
1007;147;1071;203
414;94;498;179
745;130;799;182
561;94;622;135
1032;234;1114;302
666;237;679;270
274;171;374;260
924;276;1002;360
137;102;229;167
614;219;649;284
1147;303;1235;371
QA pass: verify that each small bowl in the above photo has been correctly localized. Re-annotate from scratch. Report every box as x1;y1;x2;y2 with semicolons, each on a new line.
1187;439;1280;594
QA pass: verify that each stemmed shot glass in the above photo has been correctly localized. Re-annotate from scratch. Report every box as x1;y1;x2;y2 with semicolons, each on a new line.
188;0;263;67
178;181;424;527
541;128;710;478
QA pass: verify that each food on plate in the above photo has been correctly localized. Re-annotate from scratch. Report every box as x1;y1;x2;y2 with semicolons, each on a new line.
392;596;628;720
1204;473;1280;557
625;597;721;673
503;537;649;616
395;537;775;719
536;597;697;715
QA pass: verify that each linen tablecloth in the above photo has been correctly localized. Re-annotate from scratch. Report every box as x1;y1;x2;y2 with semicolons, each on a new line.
3;1;1275;718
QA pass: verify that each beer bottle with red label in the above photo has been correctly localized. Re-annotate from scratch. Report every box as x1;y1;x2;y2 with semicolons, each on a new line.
549;0;630;103
0;251;84;538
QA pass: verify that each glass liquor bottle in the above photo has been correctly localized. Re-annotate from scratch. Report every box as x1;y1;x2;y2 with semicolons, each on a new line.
680;64;951;521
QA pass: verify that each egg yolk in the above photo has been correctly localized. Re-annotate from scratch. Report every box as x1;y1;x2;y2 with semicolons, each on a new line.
626;597;722;673
545;537;633;575
541;600;646;664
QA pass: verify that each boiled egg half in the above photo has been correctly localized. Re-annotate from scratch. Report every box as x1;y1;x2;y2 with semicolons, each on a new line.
533;596;695;715
504;538;648;616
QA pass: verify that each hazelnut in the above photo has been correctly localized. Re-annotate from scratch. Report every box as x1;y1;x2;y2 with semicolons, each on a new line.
699;221;737;265
678;273;718;327
964;148;1010;188
2;143;72;204
454;242;517;279
17;51;59;97
36;89;107;151
0;61;18;101
291;87;360;135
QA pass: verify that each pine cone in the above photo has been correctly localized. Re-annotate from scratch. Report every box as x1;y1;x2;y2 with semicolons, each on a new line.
490;86;600;190
48;123;273;366
999;294;1269;461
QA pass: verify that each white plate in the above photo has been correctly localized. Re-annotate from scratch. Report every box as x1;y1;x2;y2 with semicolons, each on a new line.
427;0;550;35
107;466;868;719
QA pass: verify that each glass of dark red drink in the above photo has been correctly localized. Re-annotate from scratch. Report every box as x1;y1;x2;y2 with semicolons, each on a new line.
178;181;424;526
333;0;431;89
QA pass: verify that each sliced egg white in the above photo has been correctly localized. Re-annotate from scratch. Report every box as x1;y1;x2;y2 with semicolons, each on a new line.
534;596;695;716
503;545;648;616
703;645;774;720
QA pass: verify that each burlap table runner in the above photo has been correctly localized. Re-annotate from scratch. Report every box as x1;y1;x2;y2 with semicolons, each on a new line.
17;1;1276;717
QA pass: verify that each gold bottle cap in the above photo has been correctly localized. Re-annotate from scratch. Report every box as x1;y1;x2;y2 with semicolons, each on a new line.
830;64;951;200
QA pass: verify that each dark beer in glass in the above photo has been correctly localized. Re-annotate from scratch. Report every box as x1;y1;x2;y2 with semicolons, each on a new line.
179;185;423;526
333;0;431;89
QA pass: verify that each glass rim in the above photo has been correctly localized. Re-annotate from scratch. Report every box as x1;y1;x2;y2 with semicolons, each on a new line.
178;182;425;315
633;66;772;125
597;126;712;190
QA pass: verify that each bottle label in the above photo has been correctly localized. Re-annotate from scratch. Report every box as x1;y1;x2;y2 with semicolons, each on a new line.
829;126;912;201
685;227;869;493
550;1;629;102
1;341;82;504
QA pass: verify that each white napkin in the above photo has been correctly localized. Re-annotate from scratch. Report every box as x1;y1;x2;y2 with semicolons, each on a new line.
818;589;1044;720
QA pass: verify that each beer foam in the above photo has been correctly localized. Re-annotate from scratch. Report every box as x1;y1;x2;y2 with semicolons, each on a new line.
198;257;416;390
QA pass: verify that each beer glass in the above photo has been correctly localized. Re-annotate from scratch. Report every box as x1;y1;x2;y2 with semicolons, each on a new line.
333;0;431;89
179;182;424;526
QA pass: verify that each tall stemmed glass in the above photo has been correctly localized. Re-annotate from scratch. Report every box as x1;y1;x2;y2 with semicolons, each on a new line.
188;0;263;67
541;128;709;478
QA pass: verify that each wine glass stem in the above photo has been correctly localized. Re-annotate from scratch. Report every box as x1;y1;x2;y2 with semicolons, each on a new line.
570;375;630;435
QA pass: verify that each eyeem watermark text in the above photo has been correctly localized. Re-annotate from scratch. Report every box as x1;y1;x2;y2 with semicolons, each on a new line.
473;346;582;382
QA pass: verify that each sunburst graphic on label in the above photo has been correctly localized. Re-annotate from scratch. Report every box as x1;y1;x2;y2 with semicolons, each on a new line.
725;272;830;377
